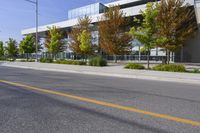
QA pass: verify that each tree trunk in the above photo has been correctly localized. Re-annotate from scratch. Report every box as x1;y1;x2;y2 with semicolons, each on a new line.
114;55;117;63
73;54;76;60
180;46;184;62
138;45;141;61
147;48;150;69
168;51;170;64
52;53;56;60
26;53;28;61
166;49;170;64
84;54;87;62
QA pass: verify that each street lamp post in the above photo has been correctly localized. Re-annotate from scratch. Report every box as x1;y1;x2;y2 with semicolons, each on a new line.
25;0;38;62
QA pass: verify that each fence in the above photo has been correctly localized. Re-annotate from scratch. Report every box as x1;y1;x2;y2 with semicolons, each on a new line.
102;55;174;62
16;52;175;63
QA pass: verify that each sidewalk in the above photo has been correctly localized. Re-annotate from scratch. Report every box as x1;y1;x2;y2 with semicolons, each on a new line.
1;62;200;85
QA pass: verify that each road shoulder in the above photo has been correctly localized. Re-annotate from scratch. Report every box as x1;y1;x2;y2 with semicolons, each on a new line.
1;62;200;85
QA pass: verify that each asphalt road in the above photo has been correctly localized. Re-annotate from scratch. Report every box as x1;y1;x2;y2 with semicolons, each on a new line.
0;65;200;133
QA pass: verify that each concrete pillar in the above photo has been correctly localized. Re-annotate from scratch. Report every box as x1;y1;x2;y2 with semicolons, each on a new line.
195;1;200;27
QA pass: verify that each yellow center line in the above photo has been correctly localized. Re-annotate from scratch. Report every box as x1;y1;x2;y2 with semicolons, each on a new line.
0;79;200;126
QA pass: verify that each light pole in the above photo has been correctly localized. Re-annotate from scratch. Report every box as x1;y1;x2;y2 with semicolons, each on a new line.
25;0;38;62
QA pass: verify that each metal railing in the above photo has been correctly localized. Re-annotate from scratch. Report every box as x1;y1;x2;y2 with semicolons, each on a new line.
11;52;175;63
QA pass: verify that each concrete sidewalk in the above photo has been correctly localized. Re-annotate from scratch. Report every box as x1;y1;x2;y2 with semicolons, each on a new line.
1;62;200;85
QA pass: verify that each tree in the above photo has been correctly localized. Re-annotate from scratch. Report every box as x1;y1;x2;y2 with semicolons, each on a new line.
19;34;36;59
69;16;92;55
78;30;92;56
0;41;4;57
98;6;132;63
6;38;18;59
45;26;65;59
19;34;35;54
129;2;160;69
156;0;198;63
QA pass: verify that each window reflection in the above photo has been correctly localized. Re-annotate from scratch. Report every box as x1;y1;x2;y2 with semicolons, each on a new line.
195;0;200;7
68;3;106;19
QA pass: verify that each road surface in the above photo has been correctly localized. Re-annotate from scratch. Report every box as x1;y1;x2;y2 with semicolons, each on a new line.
0;65;200;133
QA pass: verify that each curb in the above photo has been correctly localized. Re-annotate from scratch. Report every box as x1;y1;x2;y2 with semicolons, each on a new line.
1;63;200;85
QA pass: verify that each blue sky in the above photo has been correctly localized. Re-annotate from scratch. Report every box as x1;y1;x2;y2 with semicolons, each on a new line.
0;0;115;43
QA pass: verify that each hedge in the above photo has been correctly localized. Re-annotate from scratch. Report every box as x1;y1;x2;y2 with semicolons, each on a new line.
152;64;186;72
39;58;53;63
89;56;107;67
54;59;86;65
124;63;145;70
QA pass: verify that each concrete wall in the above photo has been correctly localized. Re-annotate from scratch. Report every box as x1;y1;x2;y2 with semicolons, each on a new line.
175;4;200;63
186;31;200;62
175;31;200;63
195;6;200;24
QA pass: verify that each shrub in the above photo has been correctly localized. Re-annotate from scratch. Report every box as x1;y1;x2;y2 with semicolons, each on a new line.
27;59;35;62
89;56;107;67
19;59;35;62
54;59;86;65
71;60;86;65
18;59;26;62
0;57;6;61
39;58;53;63
124;63;145;70
6;58;15;62
152;64;186;72
54;59;65;64
191;69;200;73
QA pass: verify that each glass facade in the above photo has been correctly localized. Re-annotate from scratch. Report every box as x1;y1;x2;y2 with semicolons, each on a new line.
195;0;200;7
68;3;106;19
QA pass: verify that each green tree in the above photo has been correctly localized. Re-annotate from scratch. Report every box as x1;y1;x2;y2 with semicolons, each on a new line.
6;38;18;59
19;34;36;60
129;2;160;69
69;16;92;55
156;0;198;63
0;41;4;57
45;26;65;59
19;34;35;54
78;30;92;56
98;6;132;63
